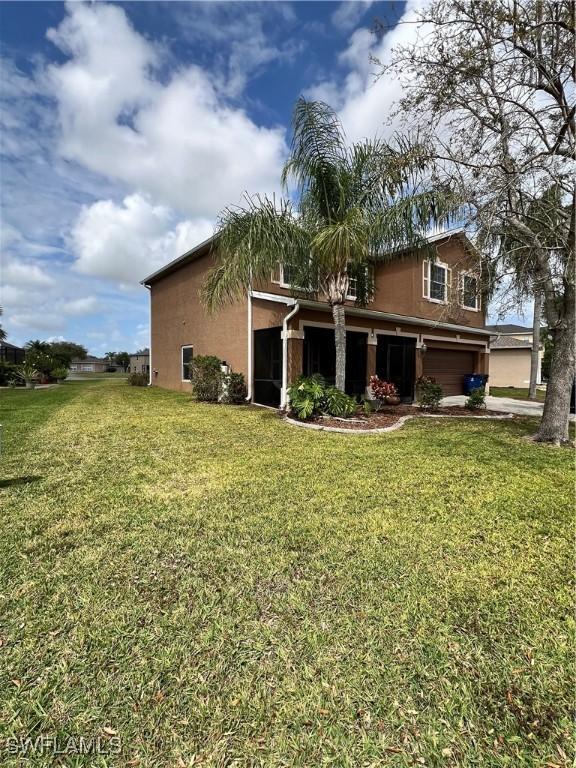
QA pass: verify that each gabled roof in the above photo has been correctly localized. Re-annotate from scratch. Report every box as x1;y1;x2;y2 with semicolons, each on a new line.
140;227;476;286
485;323;532;334
141;235;216;286
490;336;533;349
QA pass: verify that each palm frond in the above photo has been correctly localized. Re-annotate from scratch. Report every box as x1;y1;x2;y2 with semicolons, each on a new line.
281;98;347;223
201;194;311;312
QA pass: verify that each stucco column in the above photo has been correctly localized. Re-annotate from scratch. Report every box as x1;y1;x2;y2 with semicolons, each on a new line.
415;346;424;380
366;334;377;392
477;349;490;393
287;334;304;385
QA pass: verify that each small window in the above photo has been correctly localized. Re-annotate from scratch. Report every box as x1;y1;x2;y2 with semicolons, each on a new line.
346;263;371;301
181;345;193;381
424;260;448;303
461;273;480;310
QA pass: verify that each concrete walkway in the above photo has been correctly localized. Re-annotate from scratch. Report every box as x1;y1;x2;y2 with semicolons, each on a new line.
442;394;575;420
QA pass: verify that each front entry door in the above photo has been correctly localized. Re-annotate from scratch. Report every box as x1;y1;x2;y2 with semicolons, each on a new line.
376;335;416;401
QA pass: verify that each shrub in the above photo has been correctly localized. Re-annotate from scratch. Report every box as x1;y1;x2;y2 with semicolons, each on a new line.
288;375;326;419
323;386;357;418
223;372;247;404
51;366;69;381
288;375;357;419
191;355;223;402
416;375;443;410
369;375;399;404
466;386;486;410
0;362;22;386
128;372;148;386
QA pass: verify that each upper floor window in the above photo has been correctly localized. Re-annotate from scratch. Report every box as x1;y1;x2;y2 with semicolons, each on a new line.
460;273;480;311
423;260;449;303
346;264;372;301
181;345;193;381
278;261;317;291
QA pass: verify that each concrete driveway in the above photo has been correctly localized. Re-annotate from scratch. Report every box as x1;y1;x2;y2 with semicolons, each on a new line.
442;394;576;420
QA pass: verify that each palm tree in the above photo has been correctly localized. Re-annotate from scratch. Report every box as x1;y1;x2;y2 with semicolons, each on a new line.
0;306;6;344
203;98;452;391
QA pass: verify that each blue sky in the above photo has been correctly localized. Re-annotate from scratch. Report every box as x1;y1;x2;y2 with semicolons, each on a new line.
0;1;524;355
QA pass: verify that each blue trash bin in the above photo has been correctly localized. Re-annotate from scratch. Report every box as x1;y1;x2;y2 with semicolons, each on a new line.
463;374;487;395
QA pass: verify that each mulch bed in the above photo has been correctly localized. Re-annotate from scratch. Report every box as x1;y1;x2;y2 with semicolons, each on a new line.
293;404;512;431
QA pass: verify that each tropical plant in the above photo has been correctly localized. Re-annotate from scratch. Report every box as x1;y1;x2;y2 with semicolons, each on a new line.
287;375;327;419
416;376;443;410
287;374;357;420
14;361;39;386
202;97;453;392
24;341;55;380
191;355;223;402
369;376;398;401
323;386;357;418
0;306;6;344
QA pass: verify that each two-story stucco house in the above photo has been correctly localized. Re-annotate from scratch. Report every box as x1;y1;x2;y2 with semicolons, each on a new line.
142;229;491;407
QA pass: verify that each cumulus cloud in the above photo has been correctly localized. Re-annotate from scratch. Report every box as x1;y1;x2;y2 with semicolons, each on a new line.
307;1;424;142
46;2;287;221
70;193;213;283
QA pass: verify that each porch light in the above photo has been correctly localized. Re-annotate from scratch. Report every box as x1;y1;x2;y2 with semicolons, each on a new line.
420;344;427;353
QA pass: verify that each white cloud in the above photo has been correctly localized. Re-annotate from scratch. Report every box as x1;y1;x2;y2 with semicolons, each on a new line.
2;256;55;287
70;193;213;283
332;2;373;32
307;1;425;142
62;296;99;316
46;2;287;221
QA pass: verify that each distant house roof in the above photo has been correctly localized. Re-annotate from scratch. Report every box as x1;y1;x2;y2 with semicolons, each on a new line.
130;349;149;356
485;324;532;334
490;336;533;350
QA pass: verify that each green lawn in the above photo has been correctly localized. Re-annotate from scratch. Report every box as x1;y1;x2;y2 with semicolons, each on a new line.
0;381;572;767
490;387;546;402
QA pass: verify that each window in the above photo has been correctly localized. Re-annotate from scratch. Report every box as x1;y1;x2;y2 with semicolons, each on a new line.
423;260;449;303
346;264;372;301
460;273;480;311
181;345;193;381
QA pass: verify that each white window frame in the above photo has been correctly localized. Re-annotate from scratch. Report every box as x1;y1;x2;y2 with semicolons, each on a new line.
346;264;372;301
423;259;450;304
181;345;193;382
459;271;481;311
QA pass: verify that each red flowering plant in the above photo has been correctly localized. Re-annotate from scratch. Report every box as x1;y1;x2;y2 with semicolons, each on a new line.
369;375;400;408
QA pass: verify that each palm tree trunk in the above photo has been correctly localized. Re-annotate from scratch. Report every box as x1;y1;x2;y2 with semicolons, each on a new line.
529;290;541;400
332;303;346;392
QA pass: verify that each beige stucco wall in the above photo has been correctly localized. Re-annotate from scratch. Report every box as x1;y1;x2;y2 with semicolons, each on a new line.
489;349;534;387
150;250;249;392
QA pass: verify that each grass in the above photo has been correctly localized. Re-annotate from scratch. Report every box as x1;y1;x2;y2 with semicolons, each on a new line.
69;371;128;379
0;381;573;767
490;387;546;402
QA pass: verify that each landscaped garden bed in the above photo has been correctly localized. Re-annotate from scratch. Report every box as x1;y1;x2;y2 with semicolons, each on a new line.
288;403;513;431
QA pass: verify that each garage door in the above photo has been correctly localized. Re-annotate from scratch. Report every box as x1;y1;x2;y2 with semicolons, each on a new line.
423;348;475;396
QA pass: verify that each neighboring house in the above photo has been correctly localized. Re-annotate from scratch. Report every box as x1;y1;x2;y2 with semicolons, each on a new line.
485;324;543;388
129;350;150;374
69;356;116;373
0;340;25;364
142;229;492;407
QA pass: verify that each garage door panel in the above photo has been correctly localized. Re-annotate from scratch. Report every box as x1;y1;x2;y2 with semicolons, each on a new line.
423;348;475;396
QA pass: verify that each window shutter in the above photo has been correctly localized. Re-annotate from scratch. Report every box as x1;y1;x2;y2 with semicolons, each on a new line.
423;260;430;298
447;267;452;302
